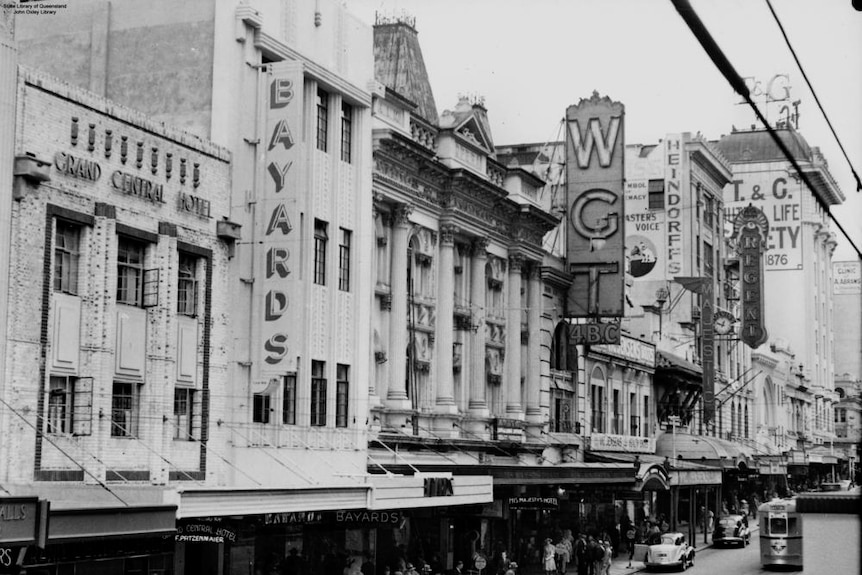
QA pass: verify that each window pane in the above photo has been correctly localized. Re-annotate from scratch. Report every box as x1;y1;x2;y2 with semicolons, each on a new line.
48;376;70;434
341;102;352;163
311;361;326;426
54;221;80;294
283;375;296;425
253;394;271;424
177;253;198;316
174;388;194;440
338;229;351;291
314;220;328;286
111;382;135;437
336;364;349;428
316;88;329;152
117;238;144;305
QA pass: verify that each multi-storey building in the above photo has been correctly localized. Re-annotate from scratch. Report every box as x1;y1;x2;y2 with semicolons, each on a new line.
10;2;494;574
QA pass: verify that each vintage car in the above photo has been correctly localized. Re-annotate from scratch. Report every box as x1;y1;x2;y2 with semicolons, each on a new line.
645;532;695;571
712;514;751;547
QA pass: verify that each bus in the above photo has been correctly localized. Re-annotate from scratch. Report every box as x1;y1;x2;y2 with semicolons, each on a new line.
757;498;802;570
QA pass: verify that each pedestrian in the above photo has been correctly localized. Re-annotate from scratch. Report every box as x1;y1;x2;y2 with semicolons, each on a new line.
624;524;636;568
574;533;588;575
556;530;572;575
543;538;557;575
740;499;749;518
600;541;612;575
707;508;715;532
586;536;603;575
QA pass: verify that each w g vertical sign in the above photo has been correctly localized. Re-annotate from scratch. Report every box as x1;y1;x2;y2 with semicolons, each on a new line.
565;92;626;318
258;62;303;376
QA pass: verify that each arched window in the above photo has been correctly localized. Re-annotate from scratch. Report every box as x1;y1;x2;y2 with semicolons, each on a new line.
550;322;577;372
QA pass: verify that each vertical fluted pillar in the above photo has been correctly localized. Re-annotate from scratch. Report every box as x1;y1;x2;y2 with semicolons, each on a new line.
436;224;457;411
526;261;543;423
386;204;412;409
506;253;524;416
469;238;489;413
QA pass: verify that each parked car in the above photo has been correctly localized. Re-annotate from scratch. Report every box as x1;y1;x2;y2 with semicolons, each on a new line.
645;532;695;571
712;514;751;547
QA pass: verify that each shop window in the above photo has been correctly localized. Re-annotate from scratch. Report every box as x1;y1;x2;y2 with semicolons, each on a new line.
253;393;271;424
54;220;81;294
314;220;328;286
341;101;353;163
311;360;327;426
316;88;329;152
283;374;296;425
338;228;352;291
111;381;140;437
177;253;199;316
173;388;197;440
336;364;349;428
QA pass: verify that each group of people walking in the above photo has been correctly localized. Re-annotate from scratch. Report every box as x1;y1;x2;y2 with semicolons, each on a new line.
542;531;613;575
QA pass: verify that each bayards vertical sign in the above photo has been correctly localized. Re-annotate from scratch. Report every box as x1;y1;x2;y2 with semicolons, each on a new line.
565;92;625;318
258;62;303;376
733;205;769;349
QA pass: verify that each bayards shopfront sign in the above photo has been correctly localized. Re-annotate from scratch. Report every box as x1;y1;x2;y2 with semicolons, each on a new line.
590;433;656;454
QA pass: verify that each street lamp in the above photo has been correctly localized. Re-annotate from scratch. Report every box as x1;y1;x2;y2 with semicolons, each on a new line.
655;287;669;339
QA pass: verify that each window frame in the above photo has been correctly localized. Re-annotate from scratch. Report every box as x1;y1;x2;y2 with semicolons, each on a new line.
648;179;665;210
314;220;328;286
252;393;271;424
177;252;199;317
311;360;327;427
316;88;329;152
173;387;196;440
282;374;297;425
340;101;353;163
54;220;81;295
117;237;146;306
111;381;139;438
338;228;352;291
47;375;73;434
336;364;349;428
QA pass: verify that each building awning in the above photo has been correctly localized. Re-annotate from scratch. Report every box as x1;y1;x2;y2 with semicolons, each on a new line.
655;431;753;469
656;351;703;378
365;462;639;486
49;505;177;543
586;451;722;487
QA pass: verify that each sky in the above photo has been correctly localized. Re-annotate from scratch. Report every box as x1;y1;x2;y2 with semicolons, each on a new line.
345;0;862;260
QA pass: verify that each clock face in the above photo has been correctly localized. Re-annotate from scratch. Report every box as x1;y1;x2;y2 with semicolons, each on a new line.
713;312;734;335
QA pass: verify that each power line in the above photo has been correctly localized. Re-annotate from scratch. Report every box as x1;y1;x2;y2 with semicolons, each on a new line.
670;0;862;262
764;0;862;193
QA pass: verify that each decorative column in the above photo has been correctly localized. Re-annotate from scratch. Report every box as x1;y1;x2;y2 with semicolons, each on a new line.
435;224;457;412
526;261;543;425
505;253;524;416
386;204;412;410
469;238;489;414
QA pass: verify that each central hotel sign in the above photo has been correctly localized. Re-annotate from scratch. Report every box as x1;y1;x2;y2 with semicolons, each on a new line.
565;92;626;319
256;62;303;376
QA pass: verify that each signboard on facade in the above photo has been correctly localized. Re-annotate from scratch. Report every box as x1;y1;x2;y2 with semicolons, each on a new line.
0;498;43;547
664;134;688;276
834;261;861;295
725;169;802;271
592;335;656;368
257;62;303;376
565;92;626;319
625;179;665;280
568;321;621;345
590;433;656;454
701;278;715;423
734;206;769;348
507;497;559;510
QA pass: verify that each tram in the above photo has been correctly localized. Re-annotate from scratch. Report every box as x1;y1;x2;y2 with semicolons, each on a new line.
757;498;803;570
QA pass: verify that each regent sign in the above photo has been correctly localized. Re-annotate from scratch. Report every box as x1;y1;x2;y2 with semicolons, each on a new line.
734;206;769;348
565;92;626;322
257;62;303;376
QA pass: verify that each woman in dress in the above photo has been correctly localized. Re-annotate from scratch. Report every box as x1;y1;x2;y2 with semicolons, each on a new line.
542;538;557;575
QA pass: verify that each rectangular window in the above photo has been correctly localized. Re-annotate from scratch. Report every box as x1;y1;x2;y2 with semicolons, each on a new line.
316;88;329;152
311;360;327;426
703;194;715;228
340;101;353;163
111;381;138;437
550;389;574;433
704;241;714;275
314;220;328;286
648;179;665;210
643;395;650;437
338;228;352;291
48;376;72;434
177;253;198;316
117;237;145;306
54;220;80;294
282;374;297;425
336;364;349;428
591;385;604;433
253;394;271;424
173;388;195;440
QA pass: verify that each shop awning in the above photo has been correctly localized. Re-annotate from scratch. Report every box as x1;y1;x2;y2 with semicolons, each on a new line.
49;505;177;542
656;351;703;378
586;451;722;488
365;462;639;486
655;431;753;468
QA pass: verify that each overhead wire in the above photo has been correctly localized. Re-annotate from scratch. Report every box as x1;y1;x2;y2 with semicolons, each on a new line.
764;0;862;193
670;0;862;262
